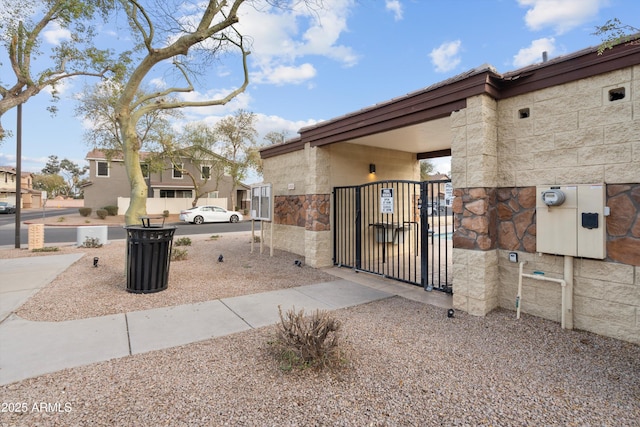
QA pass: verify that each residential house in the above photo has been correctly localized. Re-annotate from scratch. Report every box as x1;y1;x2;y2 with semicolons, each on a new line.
0;166;42;208
83;149;250;214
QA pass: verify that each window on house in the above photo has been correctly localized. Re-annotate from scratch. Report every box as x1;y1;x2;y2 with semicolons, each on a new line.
97;161;109;177
160;189;192;198
207;191;219;198
201;165;211;179
173;164;183;179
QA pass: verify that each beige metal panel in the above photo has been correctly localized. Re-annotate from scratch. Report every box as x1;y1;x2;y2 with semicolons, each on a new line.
577;184;606;259
536;185;578;256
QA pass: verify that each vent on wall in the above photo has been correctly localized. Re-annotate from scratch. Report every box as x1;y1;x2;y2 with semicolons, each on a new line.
518;108;530;119
609;87;625;102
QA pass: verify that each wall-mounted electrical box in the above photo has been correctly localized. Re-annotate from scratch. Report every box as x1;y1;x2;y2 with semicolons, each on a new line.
536;184;607;259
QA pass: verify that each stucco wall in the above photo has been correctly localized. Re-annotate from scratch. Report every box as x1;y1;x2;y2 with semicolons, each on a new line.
84;160;130;209
453;68;640;344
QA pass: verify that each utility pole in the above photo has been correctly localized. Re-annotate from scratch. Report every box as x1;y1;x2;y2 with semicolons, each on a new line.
14;21;24;249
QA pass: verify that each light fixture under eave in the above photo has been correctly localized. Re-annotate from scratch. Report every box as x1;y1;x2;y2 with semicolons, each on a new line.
369;163;376;174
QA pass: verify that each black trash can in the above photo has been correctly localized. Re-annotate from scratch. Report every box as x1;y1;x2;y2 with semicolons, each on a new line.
125;226;176;293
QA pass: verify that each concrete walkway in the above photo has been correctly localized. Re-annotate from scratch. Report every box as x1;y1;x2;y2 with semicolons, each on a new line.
0;255;451;386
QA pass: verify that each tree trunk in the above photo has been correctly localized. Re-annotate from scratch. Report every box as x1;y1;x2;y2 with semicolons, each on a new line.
120;115;148;226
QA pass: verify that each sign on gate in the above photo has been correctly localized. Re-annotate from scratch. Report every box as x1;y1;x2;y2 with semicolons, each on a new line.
381;188;394;214
444;182;453;207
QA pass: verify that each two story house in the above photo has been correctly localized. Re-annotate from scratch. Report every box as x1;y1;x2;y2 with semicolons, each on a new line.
0;166;42;208
83;149;250;214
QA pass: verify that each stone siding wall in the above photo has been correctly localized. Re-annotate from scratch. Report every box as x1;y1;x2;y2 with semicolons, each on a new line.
496;187;537;252
452;187;497;251
607;184;640;265
274;194;330;231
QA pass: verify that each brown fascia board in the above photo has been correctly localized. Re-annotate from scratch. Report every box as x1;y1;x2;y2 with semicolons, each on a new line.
260;137;305;159
494;42;640;99
303;71;500;147
259;40;639;159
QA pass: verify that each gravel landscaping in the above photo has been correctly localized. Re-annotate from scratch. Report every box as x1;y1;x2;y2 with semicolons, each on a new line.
1;231;638;426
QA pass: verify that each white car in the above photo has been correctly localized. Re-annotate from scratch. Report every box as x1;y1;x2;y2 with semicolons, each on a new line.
179;206;243;224
0;202;16;214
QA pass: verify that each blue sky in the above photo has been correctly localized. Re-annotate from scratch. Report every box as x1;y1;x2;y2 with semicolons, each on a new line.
1;0;638;181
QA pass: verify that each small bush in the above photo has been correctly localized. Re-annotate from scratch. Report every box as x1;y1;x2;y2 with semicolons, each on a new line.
57;216;66;222
174;237;192;246
162;210;170;218
102;205;118;216
32;246;59;253
96;209;108;219
171;247;188;261
78;207;92;217
82;237;103;248
210;234;220;240
270;306;346;371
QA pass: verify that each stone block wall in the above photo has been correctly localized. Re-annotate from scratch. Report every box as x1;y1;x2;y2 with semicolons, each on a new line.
453;68;640;343
496;67;639;186
498;250;639;344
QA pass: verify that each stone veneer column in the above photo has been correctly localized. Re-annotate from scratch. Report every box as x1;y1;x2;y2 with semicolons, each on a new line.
304;146;333;268
451;94;501;316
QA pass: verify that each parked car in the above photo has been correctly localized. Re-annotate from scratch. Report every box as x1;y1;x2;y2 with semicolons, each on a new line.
0;201;16;214
179;206;243;224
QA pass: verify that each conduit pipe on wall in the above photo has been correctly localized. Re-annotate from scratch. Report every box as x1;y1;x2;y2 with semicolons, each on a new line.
516;256;574;330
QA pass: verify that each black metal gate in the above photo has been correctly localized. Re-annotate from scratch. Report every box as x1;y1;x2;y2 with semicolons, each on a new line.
333;179;453;292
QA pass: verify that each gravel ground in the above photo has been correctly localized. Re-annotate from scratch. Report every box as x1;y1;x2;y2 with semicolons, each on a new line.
9;232;336;321
1;232;639;426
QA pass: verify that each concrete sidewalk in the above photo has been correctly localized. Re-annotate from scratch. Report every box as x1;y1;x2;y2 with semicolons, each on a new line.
0;254;451;386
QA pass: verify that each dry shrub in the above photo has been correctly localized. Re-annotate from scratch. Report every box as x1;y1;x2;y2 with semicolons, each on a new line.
271;306;347;371
171;248;188;261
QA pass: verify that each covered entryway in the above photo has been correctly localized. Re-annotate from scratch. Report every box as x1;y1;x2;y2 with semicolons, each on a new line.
334;178;453;292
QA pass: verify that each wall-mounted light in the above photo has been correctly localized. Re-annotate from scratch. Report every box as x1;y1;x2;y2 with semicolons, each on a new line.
369;163;376;174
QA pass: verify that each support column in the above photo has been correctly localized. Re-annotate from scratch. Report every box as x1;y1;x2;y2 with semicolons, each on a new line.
451;94;500;316
304;145;333;268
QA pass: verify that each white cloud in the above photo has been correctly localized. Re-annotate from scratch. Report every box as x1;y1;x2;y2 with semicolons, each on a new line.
513;37;556;67
385;0;404;21
250;63;317;85
235;0;359;86
149;78;167;89
178;90;253;120
253;113;317;142
429;40;462;73
43;21;72;45
518;0;608;34
42;77;74;96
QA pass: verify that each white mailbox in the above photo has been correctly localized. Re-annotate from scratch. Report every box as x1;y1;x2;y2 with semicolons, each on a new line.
536;184;606;259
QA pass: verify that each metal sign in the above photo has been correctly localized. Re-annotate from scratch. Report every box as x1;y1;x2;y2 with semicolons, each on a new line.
250;184;272;221
381;188;394;214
